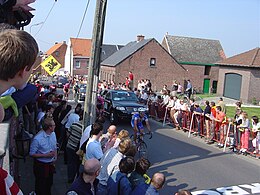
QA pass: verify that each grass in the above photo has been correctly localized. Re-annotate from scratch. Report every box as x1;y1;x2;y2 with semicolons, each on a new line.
200;105;260;119
226;106;260;119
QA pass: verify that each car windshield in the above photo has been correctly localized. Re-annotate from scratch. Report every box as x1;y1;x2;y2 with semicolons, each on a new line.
80;85;86;93
57;77;68;84
112;91;138;101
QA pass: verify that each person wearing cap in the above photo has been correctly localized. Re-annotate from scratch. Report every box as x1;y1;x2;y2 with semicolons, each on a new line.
131;109;151;142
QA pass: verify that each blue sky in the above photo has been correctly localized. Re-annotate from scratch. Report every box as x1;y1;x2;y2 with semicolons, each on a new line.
24;0;260;57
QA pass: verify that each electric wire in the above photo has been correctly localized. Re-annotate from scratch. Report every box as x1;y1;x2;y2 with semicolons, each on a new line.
76;0;91;38
34;1;57;37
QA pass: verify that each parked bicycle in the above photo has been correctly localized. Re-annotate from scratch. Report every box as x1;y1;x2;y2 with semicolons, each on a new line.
130;132;153;158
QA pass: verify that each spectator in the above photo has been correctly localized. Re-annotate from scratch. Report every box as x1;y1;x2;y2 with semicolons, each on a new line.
160;84;168;95
63;105;81;165
177;82;183;94
66;158;101;195
65;107;81;130
52;100;67;140
0;29;38;122
175;190;192;195
22;100;37;135
79;116;106;151
63;82;70;101
193;103;203;136
129;71;134;89
204;100;212;143
97;138;132;194
251;116;260;154
107;156;135;195
128;157;151;188
29;116;57;195
66;121;83;183
113;129;129;149
131;172;165;195
100;125;117;152
217;97;226;114
171;80;178;97
85;122;104;160
237;111;250;153
185;80;192;99
211;106;227;148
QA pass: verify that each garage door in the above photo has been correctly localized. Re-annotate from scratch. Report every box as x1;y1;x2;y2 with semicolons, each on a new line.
223;73;242;100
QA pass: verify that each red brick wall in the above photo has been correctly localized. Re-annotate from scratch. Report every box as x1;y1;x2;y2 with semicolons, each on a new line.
182;64;219;92
73;58;89;76
102;39;187;92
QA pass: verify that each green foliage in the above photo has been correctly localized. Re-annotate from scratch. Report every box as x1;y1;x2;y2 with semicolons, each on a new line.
251;97;257;105
226;106;260;119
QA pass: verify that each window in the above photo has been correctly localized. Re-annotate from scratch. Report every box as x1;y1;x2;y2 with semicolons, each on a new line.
75;60;80;69
204;66;211;75
55;51;59;57
150;58;156;67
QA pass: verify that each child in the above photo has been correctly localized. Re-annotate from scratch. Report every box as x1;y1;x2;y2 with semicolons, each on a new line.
237;111;250;153
0;29;38;122
251;116;260;154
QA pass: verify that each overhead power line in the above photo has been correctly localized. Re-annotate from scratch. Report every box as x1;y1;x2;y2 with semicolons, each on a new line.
76;0;91;38
34;1;57;37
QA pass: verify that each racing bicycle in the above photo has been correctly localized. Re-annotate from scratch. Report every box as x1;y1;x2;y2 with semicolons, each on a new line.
131;132;153;158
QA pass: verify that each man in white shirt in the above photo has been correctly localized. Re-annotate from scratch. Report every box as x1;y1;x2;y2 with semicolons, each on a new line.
65;109;80;129
85;123;103;160
79;116;106;149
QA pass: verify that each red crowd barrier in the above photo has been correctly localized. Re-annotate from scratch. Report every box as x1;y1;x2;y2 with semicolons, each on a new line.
148;104;259;157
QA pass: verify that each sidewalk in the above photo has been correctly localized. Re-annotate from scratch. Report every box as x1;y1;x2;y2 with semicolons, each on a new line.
19;153;69;195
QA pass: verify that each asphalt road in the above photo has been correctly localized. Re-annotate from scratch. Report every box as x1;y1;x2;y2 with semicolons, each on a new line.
113;119;260;195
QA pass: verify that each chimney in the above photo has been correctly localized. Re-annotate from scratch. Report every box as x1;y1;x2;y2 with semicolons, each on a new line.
137;35;145;42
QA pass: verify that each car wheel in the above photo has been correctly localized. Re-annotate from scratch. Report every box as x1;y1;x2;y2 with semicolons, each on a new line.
110;110;118;124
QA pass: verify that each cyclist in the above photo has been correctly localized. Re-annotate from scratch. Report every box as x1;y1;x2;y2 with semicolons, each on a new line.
131;109;152;142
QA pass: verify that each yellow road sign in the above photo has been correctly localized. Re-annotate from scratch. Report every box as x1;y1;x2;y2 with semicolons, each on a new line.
41;55;61;76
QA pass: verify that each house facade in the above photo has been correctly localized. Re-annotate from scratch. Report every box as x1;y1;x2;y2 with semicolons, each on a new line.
162;34;226;93
100;35;187;91
64;38;92;76
216;47;260;103
64;38;123;77
36;41;67;75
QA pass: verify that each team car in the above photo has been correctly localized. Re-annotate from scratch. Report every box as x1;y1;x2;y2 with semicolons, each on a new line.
103;90;148;124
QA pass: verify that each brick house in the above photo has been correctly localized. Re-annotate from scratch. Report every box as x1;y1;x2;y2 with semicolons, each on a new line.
162;34;226;93
216;47;260;103
64;38;123;76
100;35;187;91
35;42;67;75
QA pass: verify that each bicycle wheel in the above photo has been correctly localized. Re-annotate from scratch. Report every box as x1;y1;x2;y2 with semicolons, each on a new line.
137;141;148;158
130;134;136;146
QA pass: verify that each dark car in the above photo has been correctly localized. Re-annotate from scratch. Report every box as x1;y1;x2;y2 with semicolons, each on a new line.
103;90;148;124
79;84;87;101
56;76;69;88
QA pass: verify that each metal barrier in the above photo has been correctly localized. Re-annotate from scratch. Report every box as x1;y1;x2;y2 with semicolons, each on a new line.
149;104;260;158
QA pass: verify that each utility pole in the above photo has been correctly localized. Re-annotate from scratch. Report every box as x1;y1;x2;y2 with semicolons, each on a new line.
83;0;107;128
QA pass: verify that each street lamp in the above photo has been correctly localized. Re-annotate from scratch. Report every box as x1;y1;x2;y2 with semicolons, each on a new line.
29;22;44;34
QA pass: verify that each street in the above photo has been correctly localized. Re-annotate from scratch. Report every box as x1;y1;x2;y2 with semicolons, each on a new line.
19;87;260;194
19;111;260;195
116;119;260;194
